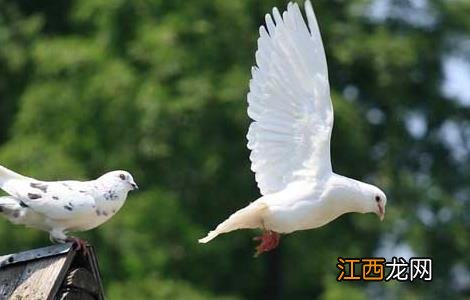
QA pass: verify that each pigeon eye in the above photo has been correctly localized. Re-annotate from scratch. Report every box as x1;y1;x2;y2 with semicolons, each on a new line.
119;174;126;180
375;195;380;202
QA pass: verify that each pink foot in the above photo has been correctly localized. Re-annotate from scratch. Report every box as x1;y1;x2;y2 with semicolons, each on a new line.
253;231;280;257
67;237;89;256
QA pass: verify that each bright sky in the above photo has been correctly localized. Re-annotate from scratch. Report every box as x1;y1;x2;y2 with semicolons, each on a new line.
366;0;470;159
443;56;470;107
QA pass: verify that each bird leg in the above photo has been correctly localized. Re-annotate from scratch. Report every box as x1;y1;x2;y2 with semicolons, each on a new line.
66;236;89;256
253;230;280;257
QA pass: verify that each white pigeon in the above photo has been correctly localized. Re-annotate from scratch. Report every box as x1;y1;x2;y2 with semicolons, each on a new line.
199;1;387;256
0;165;138;248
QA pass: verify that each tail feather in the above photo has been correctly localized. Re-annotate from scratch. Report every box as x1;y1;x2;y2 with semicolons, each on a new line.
0;165;27;185
0;165;30;196
0;196;44;228
0;196;31;226
0;196;22;216
199;202;267;243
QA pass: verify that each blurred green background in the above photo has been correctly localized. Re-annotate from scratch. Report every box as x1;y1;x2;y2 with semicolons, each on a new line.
0;0;469;299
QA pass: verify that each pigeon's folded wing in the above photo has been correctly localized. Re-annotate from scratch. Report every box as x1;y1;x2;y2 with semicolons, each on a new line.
6;180;96;220
247;1;333;196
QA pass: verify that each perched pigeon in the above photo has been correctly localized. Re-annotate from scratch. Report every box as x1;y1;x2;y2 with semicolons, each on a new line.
0;165;138;249
199;1;387;256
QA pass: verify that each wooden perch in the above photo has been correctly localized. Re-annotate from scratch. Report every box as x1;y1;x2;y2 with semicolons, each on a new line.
0;243;105;300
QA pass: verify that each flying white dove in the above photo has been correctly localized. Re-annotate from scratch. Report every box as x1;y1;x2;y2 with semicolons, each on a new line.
199;1;387;256
0;165;138;250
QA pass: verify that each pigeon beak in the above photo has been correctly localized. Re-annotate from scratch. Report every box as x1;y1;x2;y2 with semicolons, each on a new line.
377;203;385;221
131;182;139;190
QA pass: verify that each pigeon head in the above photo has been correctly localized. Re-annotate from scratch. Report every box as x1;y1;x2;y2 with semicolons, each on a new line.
331;178;387;221
361;183;387;221
99;171;139;192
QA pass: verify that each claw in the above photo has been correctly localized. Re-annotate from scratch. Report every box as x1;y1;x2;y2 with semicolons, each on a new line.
254;230;280;257
67;237;89;256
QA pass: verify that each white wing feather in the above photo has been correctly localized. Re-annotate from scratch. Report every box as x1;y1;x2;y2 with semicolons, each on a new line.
247;1;333;196
2;178;96;220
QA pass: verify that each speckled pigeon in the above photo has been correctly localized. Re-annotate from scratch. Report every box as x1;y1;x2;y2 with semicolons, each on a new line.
0;165;138;248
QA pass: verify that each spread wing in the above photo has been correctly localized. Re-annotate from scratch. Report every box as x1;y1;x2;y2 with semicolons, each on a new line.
247;1;333;196
2;179;96;220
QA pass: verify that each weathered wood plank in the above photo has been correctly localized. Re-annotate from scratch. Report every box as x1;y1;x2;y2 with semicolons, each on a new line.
0;243;73;268
83;246;104;300
48;251;76;300
58;290;95;300
65;268;99;295
0;244;104;300
9;255;67;299
0;263;26;298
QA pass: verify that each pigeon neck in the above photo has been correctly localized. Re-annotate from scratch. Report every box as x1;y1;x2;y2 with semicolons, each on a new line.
330;175;371;214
